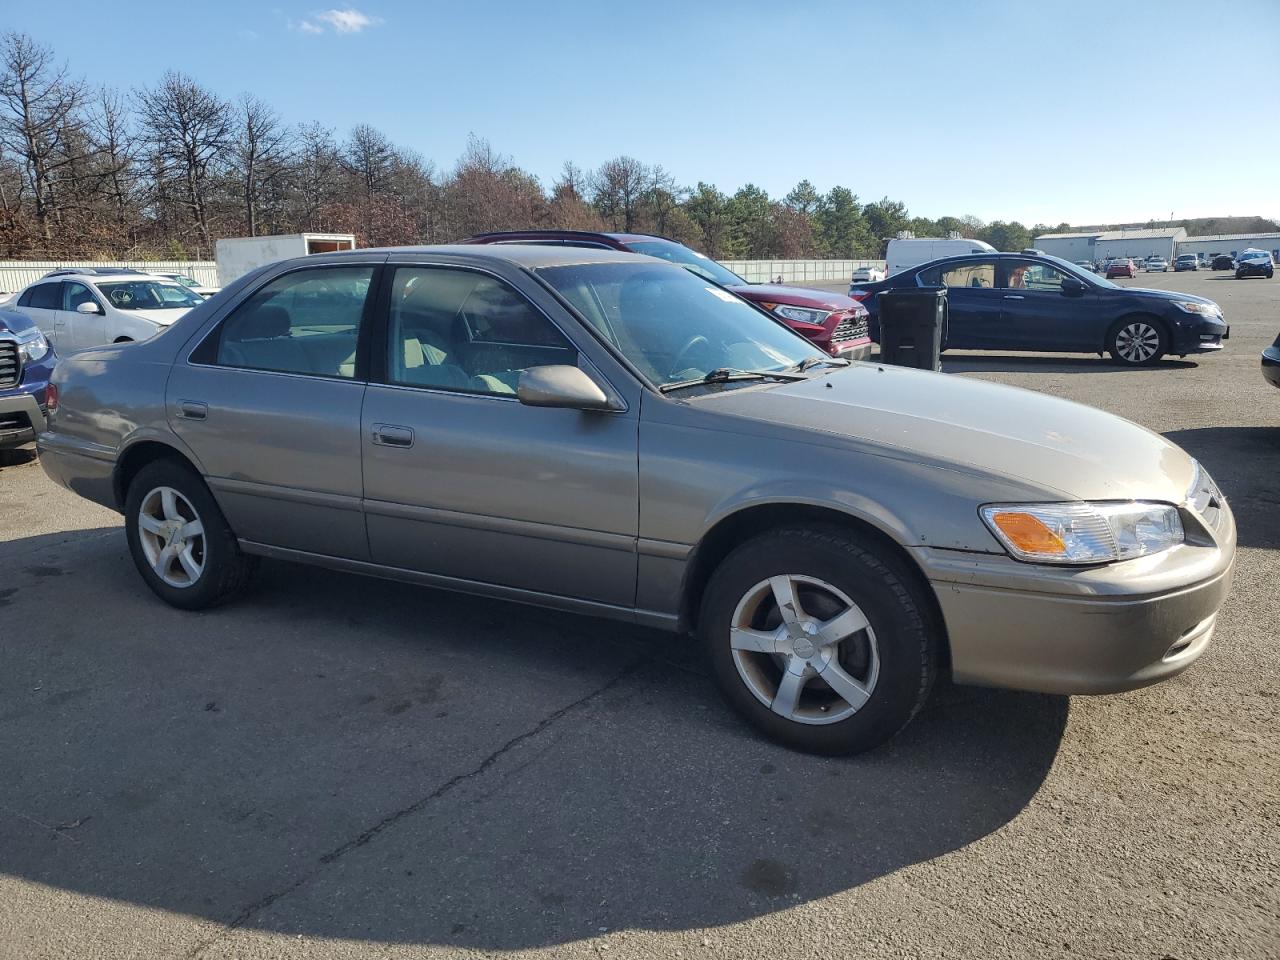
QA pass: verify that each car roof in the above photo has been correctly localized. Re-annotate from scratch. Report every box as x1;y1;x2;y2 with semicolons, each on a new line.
325;243;660;269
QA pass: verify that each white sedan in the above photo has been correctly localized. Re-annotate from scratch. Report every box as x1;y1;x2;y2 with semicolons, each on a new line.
9;272;205;353
850;265;886;283
1145;257;1169;272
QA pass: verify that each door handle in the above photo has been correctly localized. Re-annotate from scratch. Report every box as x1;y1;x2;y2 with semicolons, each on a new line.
177;400;208;421
371;423;414;448
1003;295;1025;300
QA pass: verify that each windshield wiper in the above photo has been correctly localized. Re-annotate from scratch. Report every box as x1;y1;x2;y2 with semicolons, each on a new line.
658;367;805;394
793;355;851;373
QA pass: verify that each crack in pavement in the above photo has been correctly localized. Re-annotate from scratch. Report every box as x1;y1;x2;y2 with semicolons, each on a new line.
185;653;654;958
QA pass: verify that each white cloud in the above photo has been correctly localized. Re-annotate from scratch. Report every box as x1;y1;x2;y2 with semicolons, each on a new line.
289;18;325;33
315;8;378;32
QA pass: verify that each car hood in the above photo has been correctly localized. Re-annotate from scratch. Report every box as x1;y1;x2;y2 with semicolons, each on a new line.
0;308;40;337
705;364;1196;503
730;283;860;311
120;307;193;325
1121;286;1218;307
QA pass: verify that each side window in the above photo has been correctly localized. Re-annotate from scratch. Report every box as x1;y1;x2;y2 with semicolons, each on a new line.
922;262;996;288
1003;261;1067;291
23;282;62;309
386;267;576;397
64;282;97;311
214;266;373;378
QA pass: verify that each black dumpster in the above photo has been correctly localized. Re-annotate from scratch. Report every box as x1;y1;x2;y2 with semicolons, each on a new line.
877;287;947;371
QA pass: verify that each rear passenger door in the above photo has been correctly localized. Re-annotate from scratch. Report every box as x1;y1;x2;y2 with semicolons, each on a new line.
167;262;380;561
16;282;63;347
917;261;1002;348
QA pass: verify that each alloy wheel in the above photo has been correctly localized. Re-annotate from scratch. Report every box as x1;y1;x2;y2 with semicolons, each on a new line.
1116;322;1161;363
729;574;879;725
137;486;206;588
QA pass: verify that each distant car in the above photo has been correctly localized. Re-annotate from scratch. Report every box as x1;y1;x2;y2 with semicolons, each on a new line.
463;230;871;360
1235;250;1274;280
1212;254;1236;270
1263;329;1280;389
850;265;886;283
9;272;205;353
1106;259;1138;279
1145;257;1169;272
0;307;56;449
151;272;220;298
1174;254;1199;272
853;252;1228;365
1074;260;1095;272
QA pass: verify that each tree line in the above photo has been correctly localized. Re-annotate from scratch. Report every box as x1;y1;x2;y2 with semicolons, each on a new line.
0;31;1072;261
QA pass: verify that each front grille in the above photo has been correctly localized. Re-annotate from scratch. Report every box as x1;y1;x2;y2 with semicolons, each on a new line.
832;314;869;343
0;341;19;389
0;410;31;433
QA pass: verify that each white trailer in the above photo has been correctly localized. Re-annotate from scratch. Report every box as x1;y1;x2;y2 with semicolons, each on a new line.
884;236;996;277
215;233;356;287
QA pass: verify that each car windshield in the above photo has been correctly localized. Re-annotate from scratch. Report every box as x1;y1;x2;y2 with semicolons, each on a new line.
1042;253;1119;289
96;280;204;310
623;239;747;287
537;261;823;388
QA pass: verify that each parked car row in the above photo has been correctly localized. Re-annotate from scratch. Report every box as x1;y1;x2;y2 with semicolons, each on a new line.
32;243;1237;756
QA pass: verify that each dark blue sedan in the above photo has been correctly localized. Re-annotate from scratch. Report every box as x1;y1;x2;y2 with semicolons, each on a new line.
850;253;1229;365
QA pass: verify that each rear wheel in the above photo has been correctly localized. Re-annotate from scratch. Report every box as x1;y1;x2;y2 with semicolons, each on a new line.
125;459;256;610
1108;318;1166;366
699;525;939;755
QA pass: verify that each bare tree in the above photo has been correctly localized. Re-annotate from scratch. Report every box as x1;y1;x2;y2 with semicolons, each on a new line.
343;123;396;196
88;86;134;227
232;94;290;236
290;121;342;230
135;70;230;251
0;33;85;243
592;156;648;231
442;134;543;239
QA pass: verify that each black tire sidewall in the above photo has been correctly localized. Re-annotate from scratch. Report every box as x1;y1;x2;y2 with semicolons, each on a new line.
699;527;935;755
124;459;246;610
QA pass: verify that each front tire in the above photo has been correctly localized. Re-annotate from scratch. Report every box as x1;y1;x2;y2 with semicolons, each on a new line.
699;525;939;755
1108;318;1166;366
125;459;256;610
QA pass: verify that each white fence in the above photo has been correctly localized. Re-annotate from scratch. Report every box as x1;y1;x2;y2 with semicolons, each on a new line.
0;260;217;294
0;257;879;294
722;259;883;283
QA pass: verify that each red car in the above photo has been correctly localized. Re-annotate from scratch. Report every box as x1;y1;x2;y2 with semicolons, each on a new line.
1105;258;1138;279
462;231;872;360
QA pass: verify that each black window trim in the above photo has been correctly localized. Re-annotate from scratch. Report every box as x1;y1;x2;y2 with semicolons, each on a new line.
369;261;625;411
21;280;63;310
188;261;384;382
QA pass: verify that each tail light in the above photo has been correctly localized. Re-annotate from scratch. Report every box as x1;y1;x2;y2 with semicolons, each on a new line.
44;382;58;414
848;289;871;302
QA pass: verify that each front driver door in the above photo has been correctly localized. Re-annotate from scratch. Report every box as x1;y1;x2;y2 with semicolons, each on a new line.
361;263;640;607
167;262;380;561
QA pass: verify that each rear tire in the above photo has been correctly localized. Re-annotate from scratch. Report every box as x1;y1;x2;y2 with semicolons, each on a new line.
1108;317;1166;366
699;525;939;755
124;459;256;610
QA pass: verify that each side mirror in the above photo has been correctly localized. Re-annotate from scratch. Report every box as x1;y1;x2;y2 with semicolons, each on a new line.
517;365;618;412
75;301;102;314
1061;277;1087;297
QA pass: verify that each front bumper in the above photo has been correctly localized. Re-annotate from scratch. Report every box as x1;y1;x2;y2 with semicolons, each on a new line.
1262;344;1280;389
0;391;46;448
913;500;1236;695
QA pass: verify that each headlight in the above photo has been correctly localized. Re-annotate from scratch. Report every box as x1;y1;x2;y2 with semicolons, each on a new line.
772;305;832;326
980;501;1184;565
1172;300;1221;317
17;332;50;364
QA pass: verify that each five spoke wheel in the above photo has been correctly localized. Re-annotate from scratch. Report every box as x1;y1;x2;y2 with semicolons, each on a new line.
137;486;205;588
729;574;879;725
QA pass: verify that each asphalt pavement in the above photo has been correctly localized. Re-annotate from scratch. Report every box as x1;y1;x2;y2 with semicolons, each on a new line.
0;268;1276;959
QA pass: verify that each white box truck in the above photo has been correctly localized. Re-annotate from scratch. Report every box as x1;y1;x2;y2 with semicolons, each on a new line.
215;233;356;287
884;235;996;277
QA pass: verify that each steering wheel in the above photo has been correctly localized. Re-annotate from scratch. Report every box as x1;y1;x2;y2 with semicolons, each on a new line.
669;335;711;379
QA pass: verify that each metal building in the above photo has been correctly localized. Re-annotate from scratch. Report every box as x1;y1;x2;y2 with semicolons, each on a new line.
1176;233;1280;262
1034;227;1187;264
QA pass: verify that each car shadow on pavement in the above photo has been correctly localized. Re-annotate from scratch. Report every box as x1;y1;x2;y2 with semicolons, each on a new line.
1163;425;1280;550
0;444;37;469
938;354;1199;374
0;526;1068;951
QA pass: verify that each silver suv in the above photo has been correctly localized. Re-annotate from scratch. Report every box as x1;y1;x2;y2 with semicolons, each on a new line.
37;245;1236;754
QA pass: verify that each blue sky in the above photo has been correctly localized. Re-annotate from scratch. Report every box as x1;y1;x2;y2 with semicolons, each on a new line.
7;0;1279;225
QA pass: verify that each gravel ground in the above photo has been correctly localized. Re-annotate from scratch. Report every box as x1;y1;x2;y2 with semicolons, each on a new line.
0;268;1276;959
